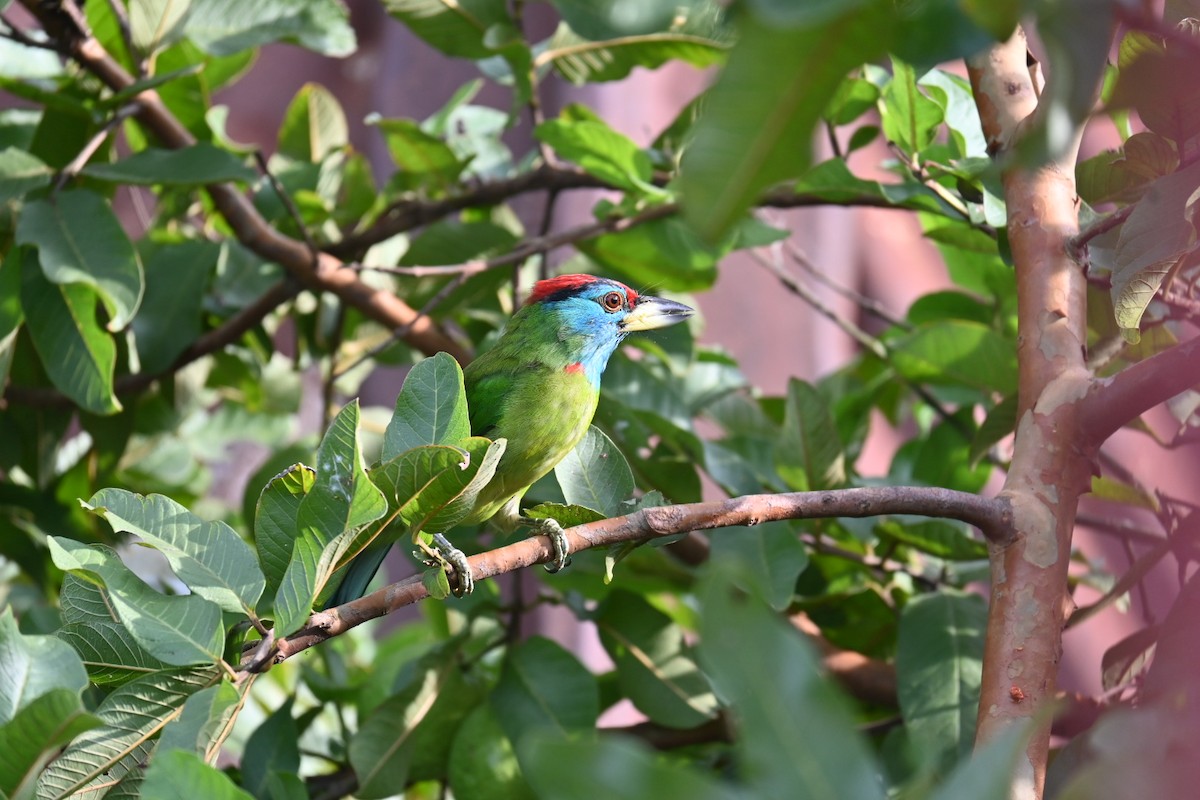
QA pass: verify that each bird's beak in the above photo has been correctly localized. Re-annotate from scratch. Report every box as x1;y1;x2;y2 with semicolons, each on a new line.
620;295;694;332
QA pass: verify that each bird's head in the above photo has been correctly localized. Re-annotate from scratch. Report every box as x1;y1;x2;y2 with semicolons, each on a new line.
524;274;694;385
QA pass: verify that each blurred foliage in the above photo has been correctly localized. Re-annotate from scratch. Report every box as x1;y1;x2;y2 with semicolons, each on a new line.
2;0;1199;798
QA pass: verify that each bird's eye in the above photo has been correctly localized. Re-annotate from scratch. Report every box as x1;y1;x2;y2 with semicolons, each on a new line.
602;291;624;312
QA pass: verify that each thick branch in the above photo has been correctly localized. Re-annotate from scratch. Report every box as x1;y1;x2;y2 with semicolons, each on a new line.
968;25;1099;800
18;0;467;362
260;487;1010;665
1081;336;1200;443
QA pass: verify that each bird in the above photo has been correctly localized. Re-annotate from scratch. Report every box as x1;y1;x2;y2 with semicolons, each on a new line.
328;273;694;602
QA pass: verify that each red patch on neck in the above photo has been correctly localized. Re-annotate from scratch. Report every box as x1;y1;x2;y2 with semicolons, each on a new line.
564;362;585;375
526;274;639;307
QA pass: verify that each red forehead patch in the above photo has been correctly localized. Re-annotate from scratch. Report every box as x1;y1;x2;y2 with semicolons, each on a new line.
526;274;639;306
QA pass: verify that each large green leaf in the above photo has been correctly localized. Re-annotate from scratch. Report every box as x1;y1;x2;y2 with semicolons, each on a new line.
82;488;266;615
277;82;348;163
239;697;299;798
16;190;144;331
58;577;172;686
157;680;240;756
142;748;254;800
370;116;465;192
253;463;315;602
48;539;224;666
578;216;719;291
708;521;809;610
534;118;662;196
383;0;510;59
891;320;1018;394
0;689;101;800
698;564;884;800
372;437;506;534
382;352;472;460
680;2;891;240
542;26;726;85
273;401;387;636
880;57;944;155
521;734;737;800
0;609;89;725
19;254;120;415
896;590;987;772
350;651;484;798
82;143;255;185
776;378;844;492
182;0;356;57
399;219;519;266
553;425;635;518
596;591;718;729
0;146;51;201
129;0;193;53
132;240;215;375
35;667;219;800
491;636;599;744
928;722;1036;800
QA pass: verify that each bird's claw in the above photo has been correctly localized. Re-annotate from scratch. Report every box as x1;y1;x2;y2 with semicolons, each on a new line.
524;516;571;573
426;533;473;597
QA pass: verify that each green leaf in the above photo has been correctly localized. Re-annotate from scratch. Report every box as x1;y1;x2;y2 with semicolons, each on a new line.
273;401;387;636
350;652;485;798
157;680;240;756
133;240;216;375
896;590;987;772
370;116;465;192
277;82;348;163
0;689;100;800
0;608;89;725
0;146;51;201
382;352;472;460
142;749;254;800
521;734;737;800
522;503;605;529
82;143;256;185
240;697;298;798
578;216;719;291
35;667;219;800
0;252;22;390
82;488;265;615
182;0;356;57
549;0;706;39
554;426;635;518
491;636;599;743
448;705;535;800
399;220;519;266
891;320;1018;394
254;463;316;602
57;590;171;685
680;4;890;240
596;590;718;729
16;189;144;330
697;564;885;800
48;538;224;666
129;0;193;52
876;519;988;561
383;0;511;59
373;438;506;534
824;76;881;126
970;395;1017;466
708;521;809;610
534;118;662;196
19;253;120;414
776;378;844;492
1111;160;1200;338
539;22;728;85
881;57;944;154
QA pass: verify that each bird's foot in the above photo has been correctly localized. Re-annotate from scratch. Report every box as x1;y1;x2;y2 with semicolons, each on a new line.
415;534;474;597
521;516;571;573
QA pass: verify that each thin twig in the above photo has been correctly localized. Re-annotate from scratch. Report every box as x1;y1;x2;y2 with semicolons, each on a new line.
1070;204;1134;258
0;14;61;50
254;150;320;269
787;242;911;330
103;0;139;75
53;103;141;192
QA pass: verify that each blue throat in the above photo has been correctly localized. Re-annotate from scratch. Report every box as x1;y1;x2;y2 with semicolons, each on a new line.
551;296;627;387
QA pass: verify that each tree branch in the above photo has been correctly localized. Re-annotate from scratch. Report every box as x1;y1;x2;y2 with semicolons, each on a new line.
17;0;468;363
1081;336;1200;443
968;24;1101;798
257;486;1010;667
